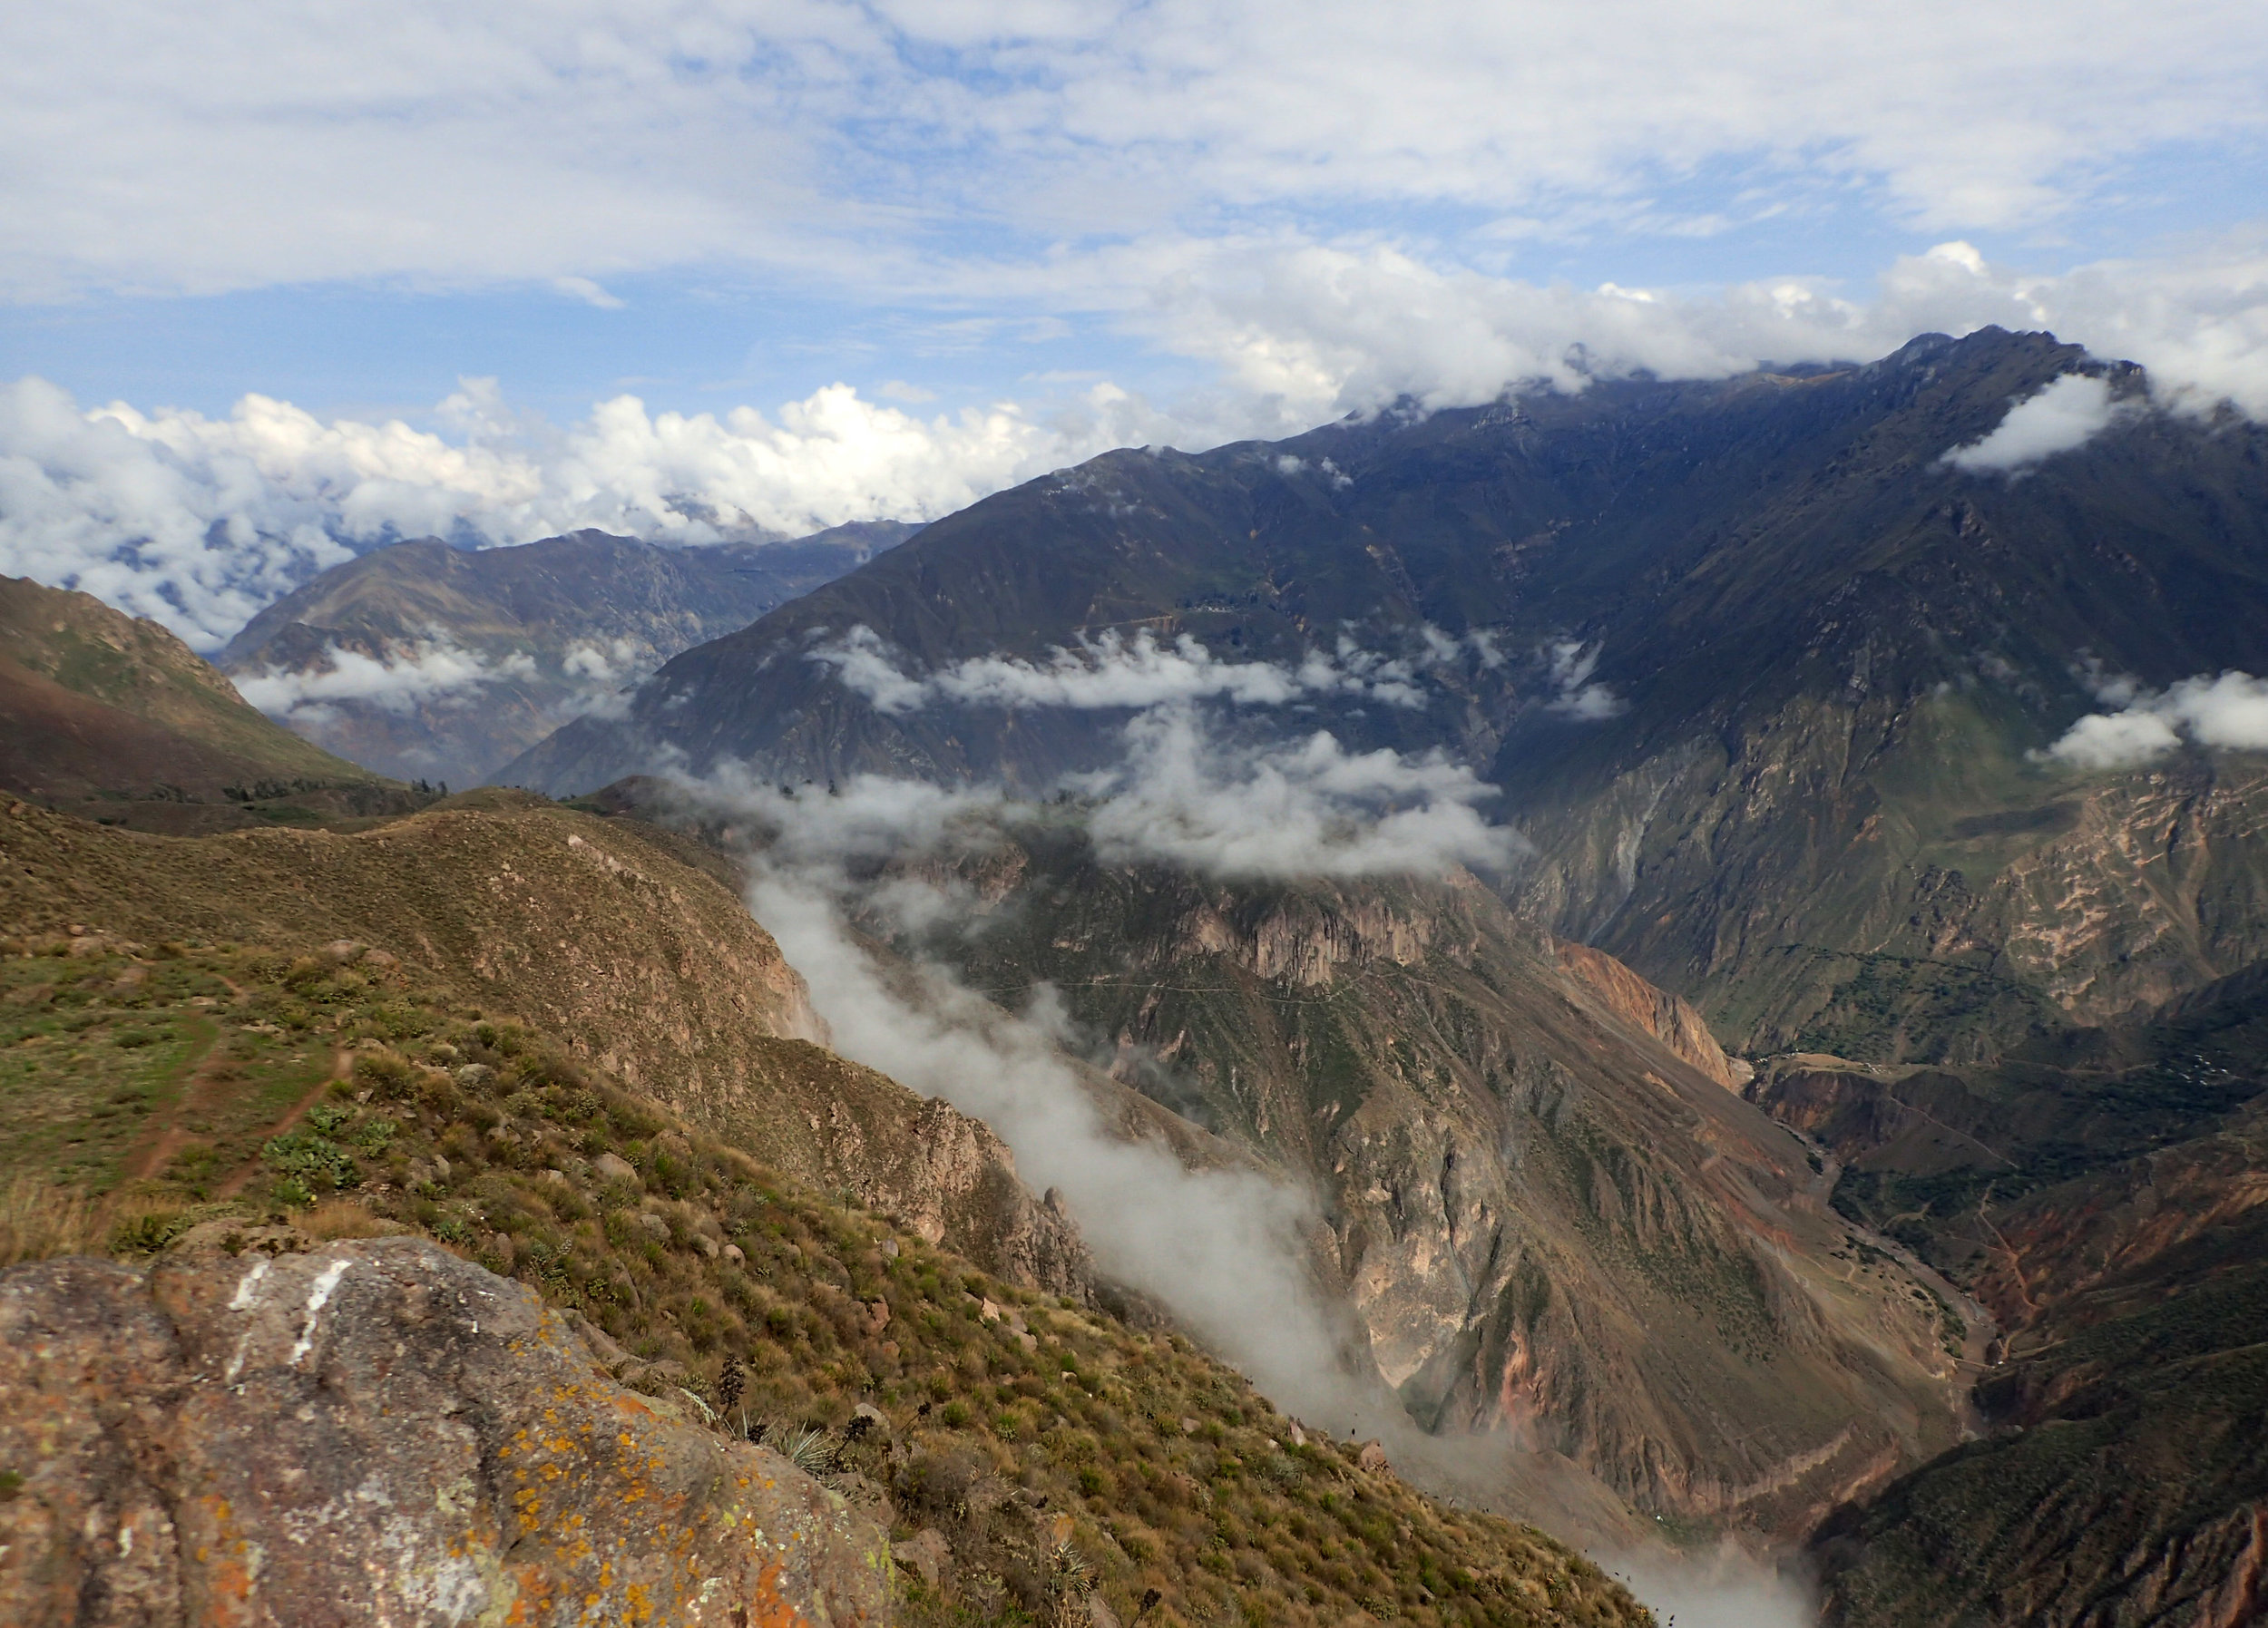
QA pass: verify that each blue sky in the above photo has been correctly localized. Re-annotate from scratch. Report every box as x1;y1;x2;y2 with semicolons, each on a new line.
4;0;2266;642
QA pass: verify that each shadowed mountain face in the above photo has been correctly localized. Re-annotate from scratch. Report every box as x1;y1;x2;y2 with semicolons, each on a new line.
503;328;2268;1063
219;523;913;785
0;573;400;831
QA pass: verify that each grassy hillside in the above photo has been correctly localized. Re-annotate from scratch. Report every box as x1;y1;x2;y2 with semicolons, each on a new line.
0;572;398;830
0;923;1649;1628
0;793;1090;1292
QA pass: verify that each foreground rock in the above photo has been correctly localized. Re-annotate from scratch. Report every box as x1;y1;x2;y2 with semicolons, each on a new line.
0;1238;891;1626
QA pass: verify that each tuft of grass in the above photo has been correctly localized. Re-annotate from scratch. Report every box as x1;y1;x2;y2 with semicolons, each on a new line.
0;1175;99;1266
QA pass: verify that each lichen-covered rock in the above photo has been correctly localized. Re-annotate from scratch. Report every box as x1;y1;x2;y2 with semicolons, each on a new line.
0;1238;893;1627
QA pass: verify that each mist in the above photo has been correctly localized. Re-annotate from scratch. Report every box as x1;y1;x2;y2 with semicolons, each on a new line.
678;707;1818;1628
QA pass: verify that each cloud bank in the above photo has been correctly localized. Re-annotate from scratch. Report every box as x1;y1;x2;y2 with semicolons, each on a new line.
0;375;1162;648
1944;373;2126;473
809;626;1436;716
699;697;1526;885
11;240;2268;651
1083;708;1527;879
2046;669;2268;769
232;639;537;723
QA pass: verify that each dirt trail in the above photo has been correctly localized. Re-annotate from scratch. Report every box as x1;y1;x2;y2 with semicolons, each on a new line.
214;1047;354;1199
112;1017;224;1193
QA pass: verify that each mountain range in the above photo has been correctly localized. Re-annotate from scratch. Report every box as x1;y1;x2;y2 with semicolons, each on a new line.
6;324;2268;1626
218;521;915;785
507;327;2268;1067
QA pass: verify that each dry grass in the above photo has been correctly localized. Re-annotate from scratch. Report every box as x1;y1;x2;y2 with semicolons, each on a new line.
302;1198;405;1241
0;1174;100;1267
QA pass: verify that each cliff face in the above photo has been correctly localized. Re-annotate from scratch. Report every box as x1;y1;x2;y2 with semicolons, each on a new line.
0;1238;891;1627
1551;940;1747;1090
872;836;1964;1537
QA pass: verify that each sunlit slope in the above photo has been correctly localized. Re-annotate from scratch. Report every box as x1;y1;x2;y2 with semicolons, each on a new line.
0;573;387;820
860;825;1966;1539
0;794;1080;1287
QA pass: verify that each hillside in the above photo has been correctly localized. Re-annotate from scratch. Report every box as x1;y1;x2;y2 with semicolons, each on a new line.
0;573;401;832
0;795;1083;1291
503;328;2268;1062
836;821;1965;1541
1740;976;2268;1623
219;524;913;785
0;816;1651;1628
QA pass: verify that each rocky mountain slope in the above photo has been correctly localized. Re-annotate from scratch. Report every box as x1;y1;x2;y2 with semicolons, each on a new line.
1747;971;2268;1623
0;847;1649;1628
0;574;400;832
503;328;2268;1061
220;523;914;785
816;821;1966;1541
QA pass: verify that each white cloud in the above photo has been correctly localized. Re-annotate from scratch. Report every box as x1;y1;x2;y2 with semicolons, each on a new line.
233;639;535;722
1083;707;1528;879
1123;234;2268;428
552;276;626;310
2045;669;2268;769
689;700;1524;883
0;373;1169;648
1540;639;1624;720
12;239;2268;654
1943;373;2126;473
6;0;2266;302
808;624;1433;715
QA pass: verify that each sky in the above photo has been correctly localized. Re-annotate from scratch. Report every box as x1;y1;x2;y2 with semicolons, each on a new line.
4;0;2268;643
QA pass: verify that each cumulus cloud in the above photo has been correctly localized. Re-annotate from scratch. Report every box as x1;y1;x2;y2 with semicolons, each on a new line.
232;639;536;723
15;243;2268;655
2044;670;2268;769
1083;707;1528;879
809;625;1433;715
1943;373;2127;473
1125;234;2268;428
1540;639;1625;720
0;374;1168;648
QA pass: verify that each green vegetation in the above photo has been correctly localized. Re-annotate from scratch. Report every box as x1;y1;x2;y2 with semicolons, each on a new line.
0;930;1646;1628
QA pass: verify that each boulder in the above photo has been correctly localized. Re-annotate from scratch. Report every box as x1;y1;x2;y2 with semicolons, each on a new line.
889;1528;950;1588
594;1150;640;1185
0;1240;893;1626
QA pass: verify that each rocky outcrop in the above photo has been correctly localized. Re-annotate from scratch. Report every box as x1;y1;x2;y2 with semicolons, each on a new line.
0;1238;893;1626
1554;939;1748;1090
